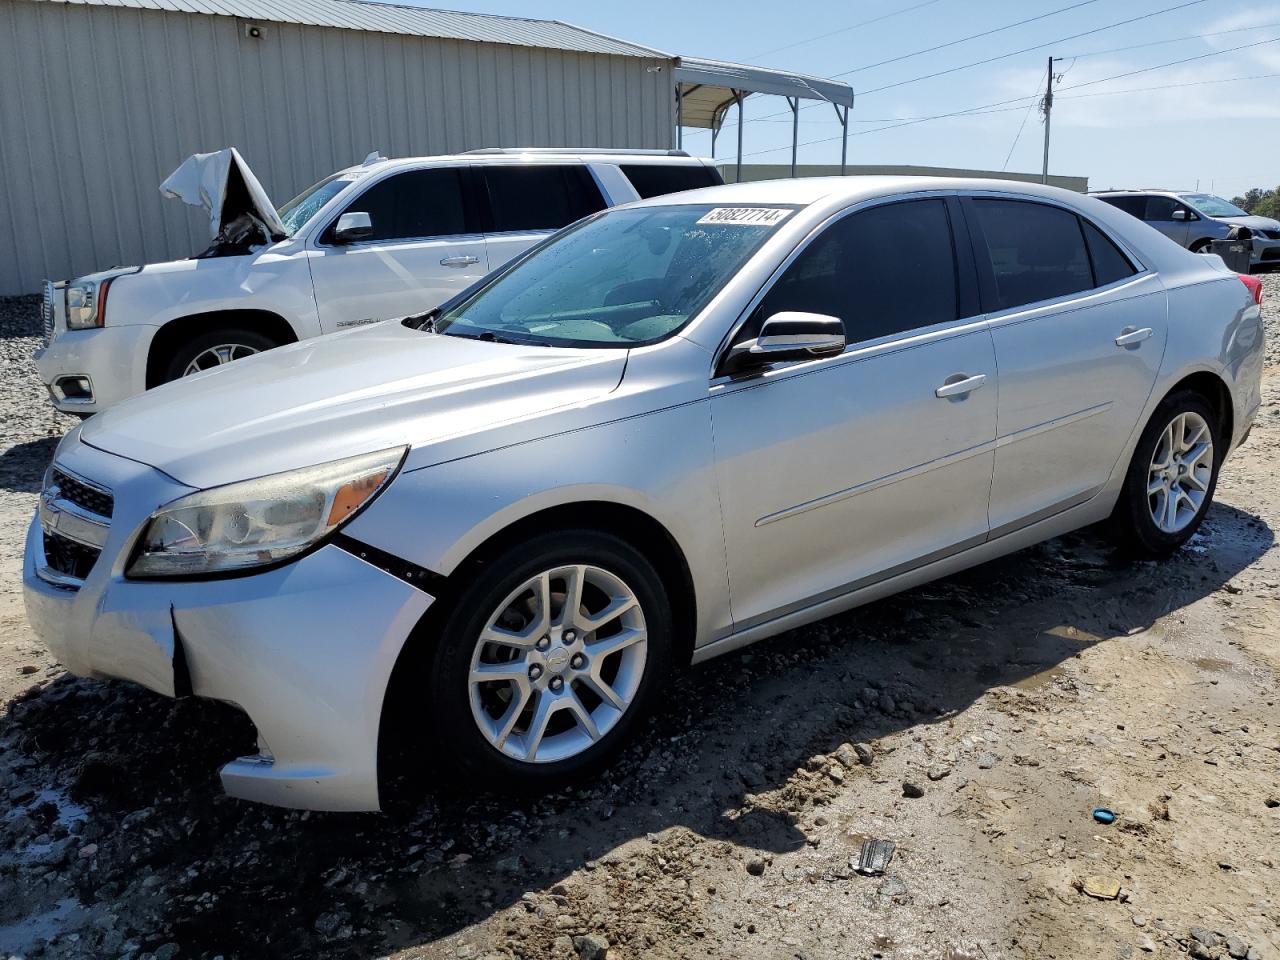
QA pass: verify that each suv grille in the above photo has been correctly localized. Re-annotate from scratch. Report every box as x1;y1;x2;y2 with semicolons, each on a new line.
41;281;55;345
51;468;114;518
42;531;102;580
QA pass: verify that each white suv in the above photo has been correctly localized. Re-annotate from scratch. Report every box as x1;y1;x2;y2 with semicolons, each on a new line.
34;149;721;413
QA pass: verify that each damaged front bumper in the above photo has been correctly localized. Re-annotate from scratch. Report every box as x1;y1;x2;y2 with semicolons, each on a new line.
22;438;433;811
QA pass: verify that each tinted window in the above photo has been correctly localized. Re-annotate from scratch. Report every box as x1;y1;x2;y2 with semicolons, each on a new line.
970;199;1092;311
1097;195;1145;217
620;164;723;199
343;168;468;241
1081;219;1137;286
1143;196;1181;221
483;165;607;233
752;199;958;344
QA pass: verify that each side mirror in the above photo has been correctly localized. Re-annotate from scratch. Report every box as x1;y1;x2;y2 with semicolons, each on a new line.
332;211;373;244
1171;209;1189;222
723;312;846;375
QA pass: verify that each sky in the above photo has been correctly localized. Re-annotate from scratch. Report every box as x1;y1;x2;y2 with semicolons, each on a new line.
397;0;1280;196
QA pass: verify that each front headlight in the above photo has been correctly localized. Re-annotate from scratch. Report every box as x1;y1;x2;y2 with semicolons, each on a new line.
126;447;407;578
64;266;141;330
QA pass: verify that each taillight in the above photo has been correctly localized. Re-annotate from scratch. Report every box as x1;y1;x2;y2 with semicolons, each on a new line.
1239;273;1263;306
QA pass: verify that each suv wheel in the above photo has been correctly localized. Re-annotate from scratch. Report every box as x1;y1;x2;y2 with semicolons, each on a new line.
161;328;279;383
424;530;672;787
1108;390;1221;557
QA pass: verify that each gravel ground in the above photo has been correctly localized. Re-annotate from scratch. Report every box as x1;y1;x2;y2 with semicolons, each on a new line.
1;279;1278;960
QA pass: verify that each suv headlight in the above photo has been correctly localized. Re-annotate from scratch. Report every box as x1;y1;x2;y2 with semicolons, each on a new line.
64;266;141;330
127;447;407;578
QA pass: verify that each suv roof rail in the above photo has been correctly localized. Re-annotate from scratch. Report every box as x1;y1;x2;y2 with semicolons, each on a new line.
462;147;692;158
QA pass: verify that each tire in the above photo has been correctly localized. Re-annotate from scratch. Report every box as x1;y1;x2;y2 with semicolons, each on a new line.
1107;390;1222;557
420;530;673;789
1189;239;1212;254
160;327;279;384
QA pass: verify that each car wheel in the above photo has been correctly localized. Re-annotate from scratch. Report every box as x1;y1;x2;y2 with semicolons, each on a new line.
161;328;278;383
425;530;672;788
1107;390;1221;557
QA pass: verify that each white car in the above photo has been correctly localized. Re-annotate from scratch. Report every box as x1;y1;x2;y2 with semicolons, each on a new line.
34;148;722;413
24;177;1264;811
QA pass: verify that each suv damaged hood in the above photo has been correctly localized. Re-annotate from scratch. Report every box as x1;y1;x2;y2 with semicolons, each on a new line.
160;147;289;250
80;323;628;490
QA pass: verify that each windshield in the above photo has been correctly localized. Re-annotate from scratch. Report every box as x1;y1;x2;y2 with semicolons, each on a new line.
1181;193;1249;218
277;174;355;234
434;204;794;347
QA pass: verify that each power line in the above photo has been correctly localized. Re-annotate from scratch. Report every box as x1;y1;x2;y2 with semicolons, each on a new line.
847;0;1101;75
1063;20;1280;58
1056;70;1280;100
858;0;1208;95
743;0;947;61
1003;76;1043;170
1056;33;1280;91
739;0;1207;127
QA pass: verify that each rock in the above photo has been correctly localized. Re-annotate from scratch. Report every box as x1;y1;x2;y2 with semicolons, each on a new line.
78;843;98;859
977;753;999;770
1189;944;1215;960
314;911;349;937
853;743;874;766
745;857;767;876
832;744;860;770
573;933;610;960
154;945;179;960
879;877;908;898
1223;935;1249;959
1189;928;1220;949
877;694;896;714
1079;876;1120;900
1131;916;1147;927
1137;937;1156;953
902;781;925;799
739;761;767;788
19;664;38;675
927;764;952;781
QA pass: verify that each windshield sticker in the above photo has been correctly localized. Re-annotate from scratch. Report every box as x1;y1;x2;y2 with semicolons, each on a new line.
696;207;792;227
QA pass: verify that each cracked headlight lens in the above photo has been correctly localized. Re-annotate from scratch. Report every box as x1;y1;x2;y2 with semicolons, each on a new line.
126;447;406;578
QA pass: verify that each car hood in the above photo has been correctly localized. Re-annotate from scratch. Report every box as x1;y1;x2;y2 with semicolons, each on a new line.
81;322;628;489
1215;214;1280;232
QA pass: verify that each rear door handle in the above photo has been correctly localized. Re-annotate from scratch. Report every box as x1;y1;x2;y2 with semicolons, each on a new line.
1115;326;1153;347
935;373;987;399
440;255;480;267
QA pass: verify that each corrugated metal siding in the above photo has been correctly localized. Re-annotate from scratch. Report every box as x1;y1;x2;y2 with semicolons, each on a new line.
0;1;674;294
23;0;668;57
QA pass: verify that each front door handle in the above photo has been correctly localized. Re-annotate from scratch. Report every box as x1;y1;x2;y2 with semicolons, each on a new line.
1115;326;1154;347
935;373;988;399
440;255;480;267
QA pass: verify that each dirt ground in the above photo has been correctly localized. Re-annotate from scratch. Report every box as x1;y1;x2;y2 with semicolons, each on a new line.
1;279;1277;960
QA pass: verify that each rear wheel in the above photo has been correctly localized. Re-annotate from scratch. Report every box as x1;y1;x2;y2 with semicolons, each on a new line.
160;327;279;384
422;530;672;788
1107;390;1221;556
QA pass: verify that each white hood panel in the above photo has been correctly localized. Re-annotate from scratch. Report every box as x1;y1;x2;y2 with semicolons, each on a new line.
81;323;628;489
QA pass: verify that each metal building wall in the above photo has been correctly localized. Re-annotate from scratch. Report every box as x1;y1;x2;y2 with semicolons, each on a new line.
0;1;674;295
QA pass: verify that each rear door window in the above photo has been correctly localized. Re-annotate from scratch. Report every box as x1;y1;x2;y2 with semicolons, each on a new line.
1081;219;1138;287
481;165;607;233
969;199;1093;311
619;164;723;199
1143;196;1182;222
340;168;470;242
751;198;959;345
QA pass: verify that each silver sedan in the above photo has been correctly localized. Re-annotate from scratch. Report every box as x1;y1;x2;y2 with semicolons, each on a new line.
24;177;1265;810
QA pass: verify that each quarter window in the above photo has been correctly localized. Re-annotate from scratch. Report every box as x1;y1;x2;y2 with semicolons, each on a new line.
341;168;468;242
482;165;607;233
1081;219;1137;286
620;164;723;199
970;199;1093;311
750;198;959;345
1097;195;1145;218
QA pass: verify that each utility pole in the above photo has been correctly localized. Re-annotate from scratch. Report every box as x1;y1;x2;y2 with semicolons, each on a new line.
1041;56;1056;185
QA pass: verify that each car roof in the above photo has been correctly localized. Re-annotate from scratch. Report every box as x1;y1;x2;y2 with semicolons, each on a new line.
332;150;713;177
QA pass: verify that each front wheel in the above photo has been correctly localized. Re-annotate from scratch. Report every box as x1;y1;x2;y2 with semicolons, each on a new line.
160;327;279;384
424;531;672;788
1107;390;1222;556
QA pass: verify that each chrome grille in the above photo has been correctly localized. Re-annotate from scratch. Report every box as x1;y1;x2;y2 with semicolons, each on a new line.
41;281;55;345
37;465;112;588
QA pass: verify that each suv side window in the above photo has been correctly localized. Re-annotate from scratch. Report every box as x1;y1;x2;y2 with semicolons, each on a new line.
1098;195;1145;218
482;165;607;233
1143;196;1182;222
342;168;469;242
750;198;959;345
969;198;1093;311
619;164;723;199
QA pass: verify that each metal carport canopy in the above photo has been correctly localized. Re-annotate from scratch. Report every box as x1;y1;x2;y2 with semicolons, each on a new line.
673;57;855;180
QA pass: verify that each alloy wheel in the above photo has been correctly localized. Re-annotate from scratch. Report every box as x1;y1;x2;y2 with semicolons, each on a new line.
468;564;648;763
182;343;261;376
1147;410;1214;534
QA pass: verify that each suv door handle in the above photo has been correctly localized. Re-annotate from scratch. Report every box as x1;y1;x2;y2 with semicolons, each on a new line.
1115;326;1153;347
935;373;987;399
440;255;480;267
